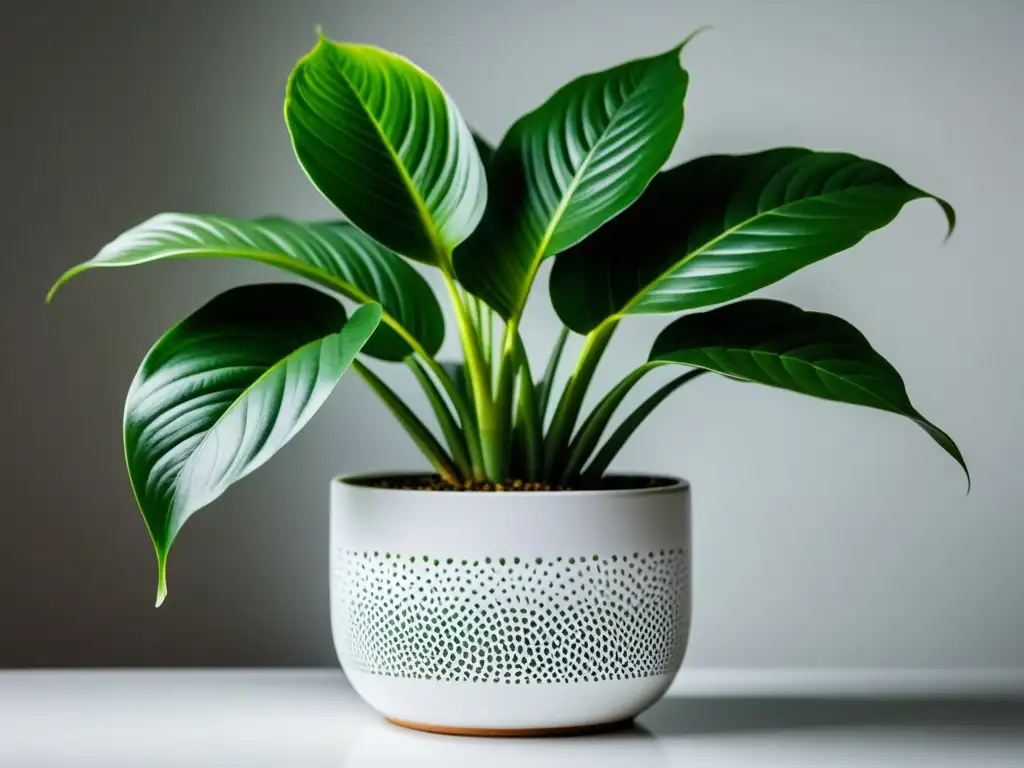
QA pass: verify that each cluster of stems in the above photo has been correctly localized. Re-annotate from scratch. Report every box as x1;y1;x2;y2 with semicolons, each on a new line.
350;261;703;487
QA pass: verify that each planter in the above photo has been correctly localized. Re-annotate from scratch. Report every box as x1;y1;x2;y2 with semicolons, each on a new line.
330;473;691;736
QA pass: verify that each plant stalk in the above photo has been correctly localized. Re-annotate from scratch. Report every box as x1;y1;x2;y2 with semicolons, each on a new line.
559;362;660;484
407;358;472;477
353;359;461;484
582;369;707;482
511;333;543;479
537;326;570;422
441;271;499;481
543;317;619;477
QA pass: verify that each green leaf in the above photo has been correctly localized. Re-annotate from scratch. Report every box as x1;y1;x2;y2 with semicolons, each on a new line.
649;300;968;486
454;40;694;320
285;36;487;265
550;148;955;334
48;213;443;362
125;285;381;606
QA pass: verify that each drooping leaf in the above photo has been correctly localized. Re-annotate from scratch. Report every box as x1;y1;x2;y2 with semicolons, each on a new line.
455;40;694;319
285;36;487;264
550;148;955;334
48;213;443;361
649;300;968;485
125;285;381;605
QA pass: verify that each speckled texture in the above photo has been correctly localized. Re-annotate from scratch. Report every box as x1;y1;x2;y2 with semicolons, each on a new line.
335;548;690;684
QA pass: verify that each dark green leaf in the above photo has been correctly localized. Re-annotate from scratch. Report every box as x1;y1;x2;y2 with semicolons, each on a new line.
551;148;955;333
455;41;693;319
125;285;381;605
285;37;486;264
649;299;968;485
48;213;443;361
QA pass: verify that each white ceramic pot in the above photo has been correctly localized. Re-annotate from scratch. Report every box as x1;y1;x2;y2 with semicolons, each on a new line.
330;474;691;736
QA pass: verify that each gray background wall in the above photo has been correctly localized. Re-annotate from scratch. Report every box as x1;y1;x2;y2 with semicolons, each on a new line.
1;0;1021;669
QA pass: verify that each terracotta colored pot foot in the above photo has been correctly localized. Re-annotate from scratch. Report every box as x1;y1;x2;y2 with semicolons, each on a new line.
385;716;635;738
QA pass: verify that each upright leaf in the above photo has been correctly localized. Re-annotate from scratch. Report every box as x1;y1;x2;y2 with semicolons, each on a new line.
455;41;694;319
48;213;443;361
125;285;381;605
649;300;968;484
550;148;955;333
285;37;487;264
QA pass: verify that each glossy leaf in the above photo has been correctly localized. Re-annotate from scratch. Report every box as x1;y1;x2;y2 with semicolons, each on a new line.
125;286;381;605
455;41;694;319
649;300;968;484
285;37;487;264
550;148;955;334
48;213;443;361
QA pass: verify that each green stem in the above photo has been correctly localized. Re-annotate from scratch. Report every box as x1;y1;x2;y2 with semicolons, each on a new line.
442;272;498;480
407;358;472;478
353;359;460;484
582;369;707;482
559;362;661;484
484;304;494;376
491;319;520;480
537;326;570;422
543;317;619;477
512;334;543;480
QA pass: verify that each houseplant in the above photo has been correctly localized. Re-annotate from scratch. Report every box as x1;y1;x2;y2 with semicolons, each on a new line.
48;30;967;734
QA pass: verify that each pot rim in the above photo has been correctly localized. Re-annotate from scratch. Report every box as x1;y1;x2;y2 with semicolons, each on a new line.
333;471;689;497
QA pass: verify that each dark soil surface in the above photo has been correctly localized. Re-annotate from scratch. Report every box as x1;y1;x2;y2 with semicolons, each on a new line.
349;474;677;492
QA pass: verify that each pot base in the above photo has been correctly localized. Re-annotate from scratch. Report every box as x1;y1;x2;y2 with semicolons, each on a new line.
385;716;635;738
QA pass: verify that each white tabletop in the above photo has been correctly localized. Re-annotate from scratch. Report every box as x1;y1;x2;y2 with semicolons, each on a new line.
1;670;1021;767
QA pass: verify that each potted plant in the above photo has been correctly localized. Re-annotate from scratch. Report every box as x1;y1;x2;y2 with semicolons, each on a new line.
48;29;967;736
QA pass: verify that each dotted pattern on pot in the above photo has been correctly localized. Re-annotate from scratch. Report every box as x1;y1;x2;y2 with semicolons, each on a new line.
333;549;689;684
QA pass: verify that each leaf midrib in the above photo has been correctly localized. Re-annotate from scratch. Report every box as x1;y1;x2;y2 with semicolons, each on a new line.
508;57;664;322
312;45;449;263
156;333;335;545
619;180;906;316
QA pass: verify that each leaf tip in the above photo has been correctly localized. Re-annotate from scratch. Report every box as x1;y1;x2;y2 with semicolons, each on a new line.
45;269;77;304
936;197;956;242
676;25;713;55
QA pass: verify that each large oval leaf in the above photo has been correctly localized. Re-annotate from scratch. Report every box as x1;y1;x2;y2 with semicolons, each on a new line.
649;299;968;485
47;213;443;361
454;40;693;319
125;285;381;605
285;36;487;264
550;148;955;333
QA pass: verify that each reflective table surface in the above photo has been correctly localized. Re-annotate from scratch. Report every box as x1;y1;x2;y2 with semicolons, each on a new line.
1;670;1022;767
